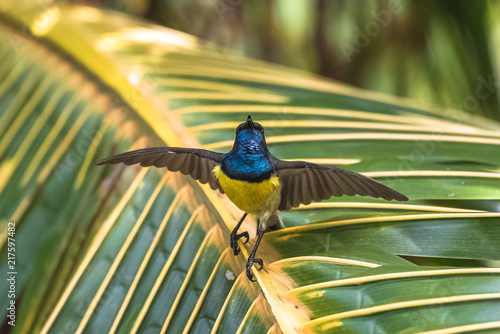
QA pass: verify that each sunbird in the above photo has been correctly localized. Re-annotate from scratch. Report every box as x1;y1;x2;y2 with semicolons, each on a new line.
97;115;408;281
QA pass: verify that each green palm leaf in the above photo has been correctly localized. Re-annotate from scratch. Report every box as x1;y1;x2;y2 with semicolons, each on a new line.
1;2;499;333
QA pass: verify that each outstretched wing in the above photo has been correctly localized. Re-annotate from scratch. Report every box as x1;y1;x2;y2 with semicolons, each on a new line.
96;147;226;192
272;158;408;211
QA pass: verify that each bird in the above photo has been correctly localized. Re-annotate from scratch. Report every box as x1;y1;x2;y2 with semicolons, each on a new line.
96;115;408;281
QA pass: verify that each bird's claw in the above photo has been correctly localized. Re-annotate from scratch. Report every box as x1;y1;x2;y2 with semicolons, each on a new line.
246;257;264;281
232;246;241;255
230;231;249;256
254;258;264;271
230;232;238;255
238;231;249;244
246;262;256;282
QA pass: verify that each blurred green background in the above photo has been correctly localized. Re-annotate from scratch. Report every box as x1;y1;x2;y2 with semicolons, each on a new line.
74;0;500;120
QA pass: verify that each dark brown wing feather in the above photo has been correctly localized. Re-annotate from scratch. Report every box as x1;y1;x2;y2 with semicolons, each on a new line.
96;147;225;192
272;158;408;211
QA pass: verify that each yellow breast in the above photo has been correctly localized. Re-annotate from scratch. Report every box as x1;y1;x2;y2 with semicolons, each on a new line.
212;165;281;215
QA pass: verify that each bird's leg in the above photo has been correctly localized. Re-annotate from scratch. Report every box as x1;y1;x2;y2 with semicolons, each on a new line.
246;224;265;282
230;213;249;255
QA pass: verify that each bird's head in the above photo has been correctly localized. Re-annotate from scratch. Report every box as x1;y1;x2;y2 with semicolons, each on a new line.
233;115;267;153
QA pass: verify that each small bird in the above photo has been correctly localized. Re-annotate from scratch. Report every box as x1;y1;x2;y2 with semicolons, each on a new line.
97;115;408;281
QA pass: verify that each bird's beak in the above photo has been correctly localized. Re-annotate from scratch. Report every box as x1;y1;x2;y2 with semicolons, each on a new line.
242;115;255;130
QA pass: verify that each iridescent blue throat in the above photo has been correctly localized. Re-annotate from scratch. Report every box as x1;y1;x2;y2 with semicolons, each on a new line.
221;129;273;183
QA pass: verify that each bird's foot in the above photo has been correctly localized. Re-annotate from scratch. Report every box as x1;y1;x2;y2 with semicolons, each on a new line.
246;257;264;282
230;231;249;255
